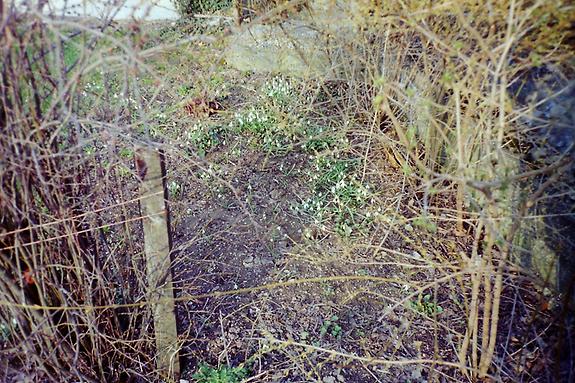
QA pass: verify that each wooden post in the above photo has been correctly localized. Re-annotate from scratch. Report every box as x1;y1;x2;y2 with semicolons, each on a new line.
136;148;180;380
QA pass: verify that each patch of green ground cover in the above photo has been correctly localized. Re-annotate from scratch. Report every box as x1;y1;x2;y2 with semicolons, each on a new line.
231;106;288;153
229;76;341;155
300;124;339;153
228;76;298;153
298;155;372;237
63;35;82;69
174;0;232;16
142;22;191;49
192;363;248;383
185;122;228;157
260;76;295;108
18;30;84;115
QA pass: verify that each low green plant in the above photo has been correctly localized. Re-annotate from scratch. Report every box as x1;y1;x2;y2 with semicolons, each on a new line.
192;363;248;383
232;107;275;136
409;294;444;316
197;164;227;197
260;76;294;108
177;84;194;96
0;321;12;342
186;122;227;157
116;164;132;178
301;124;338;153
168;180;182;198
320;280;335;297
83;145;95;155
299;156;370;236
230;77;339;155
412;216;437;233
118;147;134;159
320;315;342;338
231;107;293;153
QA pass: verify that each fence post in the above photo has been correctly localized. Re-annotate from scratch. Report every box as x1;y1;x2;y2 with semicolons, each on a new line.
136;147;180;381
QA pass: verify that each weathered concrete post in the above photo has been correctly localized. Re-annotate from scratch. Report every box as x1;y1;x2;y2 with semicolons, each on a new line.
136;147;180;380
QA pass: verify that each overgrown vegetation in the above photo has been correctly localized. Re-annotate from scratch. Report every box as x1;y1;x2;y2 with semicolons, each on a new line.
1;0;573;382
174;0;232;16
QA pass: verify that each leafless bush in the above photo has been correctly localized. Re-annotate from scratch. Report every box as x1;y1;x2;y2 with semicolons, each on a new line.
0;4;163;381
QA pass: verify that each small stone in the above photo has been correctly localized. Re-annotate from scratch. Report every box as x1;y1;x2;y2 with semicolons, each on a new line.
243;256;254;267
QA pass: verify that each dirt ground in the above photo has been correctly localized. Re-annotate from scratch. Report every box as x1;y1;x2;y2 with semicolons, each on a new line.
161;86;471;381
